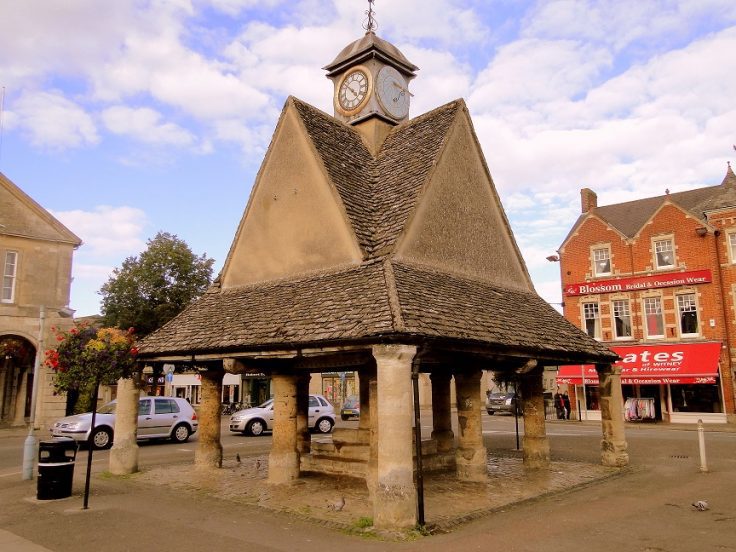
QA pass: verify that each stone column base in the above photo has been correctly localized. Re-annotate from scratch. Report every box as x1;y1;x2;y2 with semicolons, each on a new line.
374;478;417;529
522;436;550;469
110;436;139;475
601;439;629;467
268;451;300;485
456;446;488;481
195;443;224;470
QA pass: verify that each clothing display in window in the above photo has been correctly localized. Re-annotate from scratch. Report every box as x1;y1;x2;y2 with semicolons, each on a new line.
624;397;655;421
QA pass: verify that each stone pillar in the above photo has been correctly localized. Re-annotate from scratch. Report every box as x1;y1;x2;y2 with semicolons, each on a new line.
296;374;311;454
110;376;140;475
596;364;629;467
430;371;454;454
366;369;378;497
268;373;300;484
358;366;374;430
12;369;29;426
195;366;224;470
454;369;487;481
372;344;417;530
519;369;550;469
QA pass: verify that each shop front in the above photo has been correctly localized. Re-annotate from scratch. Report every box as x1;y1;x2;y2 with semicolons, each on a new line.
557;342;727;424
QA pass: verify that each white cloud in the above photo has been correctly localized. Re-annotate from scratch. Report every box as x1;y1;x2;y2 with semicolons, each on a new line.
101;106;195;146
10;91;98;149
205;0;286;16
52;206;148;256
470;39;612;110
522;0;736;51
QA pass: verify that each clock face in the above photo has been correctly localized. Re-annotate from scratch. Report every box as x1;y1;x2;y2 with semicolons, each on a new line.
376;66;410;120
337;68;371;113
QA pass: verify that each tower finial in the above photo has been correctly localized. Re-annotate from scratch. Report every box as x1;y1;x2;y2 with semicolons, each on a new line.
363;0;377;33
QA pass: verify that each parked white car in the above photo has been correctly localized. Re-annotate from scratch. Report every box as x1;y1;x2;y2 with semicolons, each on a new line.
51;396;199;450
229;394;335;436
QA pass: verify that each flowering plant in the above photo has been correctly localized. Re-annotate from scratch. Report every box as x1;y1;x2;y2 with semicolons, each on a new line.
0;337;31;361
46;322;138;401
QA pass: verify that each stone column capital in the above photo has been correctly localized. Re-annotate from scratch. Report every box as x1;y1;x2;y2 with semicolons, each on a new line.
595;363;621;376
371;344;417;363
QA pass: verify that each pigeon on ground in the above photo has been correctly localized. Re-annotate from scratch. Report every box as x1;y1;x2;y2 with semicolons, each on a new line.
328;496;346;511
256;458;262;470
235;453;241;463
692;500;709;511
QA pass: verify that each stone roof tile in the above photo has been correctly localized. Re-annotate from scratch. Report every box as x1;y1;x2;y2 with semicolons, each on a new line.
139;261;394;356
391;261;615;361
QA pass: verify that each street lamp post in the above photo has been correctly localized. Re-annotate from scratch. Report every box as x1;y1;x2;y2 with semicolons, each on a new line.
21;305;73;481
22;306;47;480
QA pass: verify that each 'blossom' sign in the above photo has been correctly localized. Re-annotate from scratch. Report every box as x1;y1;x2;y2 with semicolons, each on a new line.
564;269;712;296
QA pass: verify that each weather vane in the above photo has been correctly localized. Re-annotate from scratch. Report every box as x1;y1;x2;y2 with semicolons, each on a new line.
363;0;377;33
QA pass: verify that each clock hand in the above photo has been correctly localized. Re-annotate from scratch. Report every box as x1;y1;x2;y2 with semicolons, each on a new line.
392;81;414;97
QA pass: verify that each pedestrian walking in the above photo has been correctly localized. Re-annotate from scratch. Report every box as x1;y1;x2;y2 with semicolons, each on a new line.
554;392;564;419
562;392;571;420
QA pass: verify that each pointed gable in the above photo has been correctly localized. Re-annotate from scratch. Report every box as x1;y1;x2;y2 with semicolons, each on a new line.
395;102;531;290
0;172;81;245
291;98;377;255
220;99;363;288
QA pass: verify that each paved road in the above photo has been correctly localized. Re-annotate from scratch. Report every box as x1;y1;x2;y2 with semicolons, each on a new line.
1;414;734;551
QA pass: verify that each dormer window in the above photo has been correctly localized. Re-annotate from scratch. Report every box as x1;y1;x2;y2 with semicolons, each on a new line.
592;246;611;277
654;238;675;269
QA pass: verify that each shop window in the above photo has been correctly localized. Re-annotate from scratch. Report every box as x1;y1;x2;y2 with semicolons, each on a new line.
2;251;17;303
654;238;675;269
729;233;736;263
643;297;664;338
670;384;722;413
677;293;699;336
592;247;611;276
612;299;632;339
582;302;601;339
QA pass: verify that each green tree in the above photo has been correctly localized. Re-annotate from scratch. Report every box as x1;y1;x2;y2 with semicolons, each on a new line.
46;323;138;413
99;232;214;336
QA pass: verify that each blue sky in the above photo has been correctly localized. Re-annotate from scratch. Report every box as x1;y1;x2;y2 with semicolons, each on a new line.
2;0;735;317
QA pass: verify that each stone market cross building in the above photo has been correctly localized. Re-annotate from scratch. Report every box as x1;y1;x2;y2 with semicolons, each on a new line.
138;30;627;529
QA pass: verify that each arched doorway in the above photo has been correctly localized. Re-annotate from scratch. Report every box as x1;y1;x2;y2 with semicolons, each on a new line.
0;335;36;425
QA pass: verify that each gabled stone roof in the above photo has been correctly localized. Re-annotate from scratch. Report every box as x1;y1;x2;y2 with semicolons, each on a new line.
292;97;460;257
563;165;736;243
0;172;82;245
139;258;614;362
139;97;614;364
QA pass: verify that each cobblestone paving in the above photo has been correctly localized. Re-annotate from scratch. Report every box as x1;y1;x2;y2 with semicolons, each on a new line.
133;451;619;532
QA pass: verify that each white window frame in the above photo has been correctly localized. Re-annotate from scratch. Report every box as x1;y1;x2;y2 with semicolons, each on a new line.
582;301;601;339
653;237;675;270
728;232;736;264
2;251;18;304
642;296;665;338
592;245;611;277
676;293;699;337
612;299;633;340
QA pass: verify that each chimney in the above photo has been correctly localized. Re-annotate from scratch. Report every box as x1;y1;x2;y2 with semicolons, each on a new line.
581;188;597;213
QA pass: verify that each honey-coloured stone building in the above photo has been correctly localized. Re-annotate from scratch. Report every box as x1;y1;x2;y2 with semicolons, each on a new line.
138;29;626;529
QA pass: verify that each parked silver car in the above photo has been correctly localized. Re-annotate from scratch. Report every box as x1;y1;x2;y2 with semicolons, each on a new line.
485;391;521;415
51;396;199;450
229;394;335;436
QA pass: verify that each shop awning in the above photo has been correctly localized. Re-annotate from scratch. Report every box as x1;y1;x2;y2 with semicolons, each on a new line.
557;342;722;385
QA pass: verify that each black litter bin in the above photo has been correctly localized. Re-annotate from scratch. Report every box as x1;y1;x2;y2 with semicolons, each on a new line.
37;437;78;500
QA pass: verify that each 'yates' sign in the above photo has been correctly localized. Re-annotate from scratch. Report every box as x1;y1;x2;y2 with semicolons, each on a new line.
564;269;712;297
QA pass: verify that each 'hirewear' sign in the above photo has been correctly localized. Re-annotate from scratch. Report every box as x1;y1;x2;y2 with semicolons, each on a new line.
557;342;722;385
564;269;712;297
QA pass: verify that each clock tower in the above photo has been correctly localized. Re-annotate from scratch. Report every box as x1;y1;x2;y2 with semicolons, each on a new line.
324;14;418;152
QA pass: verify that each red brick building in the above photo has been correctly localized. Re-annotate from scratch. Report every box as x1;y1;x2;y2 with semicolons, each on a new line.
555;165;736;424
